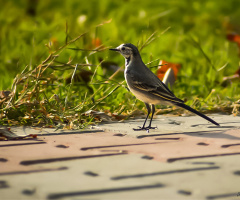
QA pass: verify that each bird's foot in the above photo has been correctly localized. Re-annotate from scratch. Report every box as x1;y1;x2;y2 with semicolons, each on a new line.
146;126;157;130
133;126;157;132
145;126;157;133
133;126;145;131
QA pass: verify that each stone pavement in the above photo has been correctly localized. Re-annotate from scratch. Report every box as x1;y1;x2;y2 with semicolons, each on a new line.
0;114;240;200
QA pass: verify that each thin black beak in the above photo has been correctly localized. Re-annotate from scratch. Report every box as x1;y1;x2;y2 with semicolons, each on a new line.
109;48;119;51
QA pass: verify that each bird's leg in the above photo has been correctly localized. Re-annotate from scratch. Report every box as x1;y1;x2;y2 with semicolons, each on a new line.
145;104;157;130
133;103;151;131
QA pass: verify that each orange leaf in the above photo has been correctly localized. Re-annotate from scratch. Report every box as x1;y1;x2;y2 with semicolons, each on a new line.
92;38;101;47
227;33;240;47
29;134;38;139
157;60;181;80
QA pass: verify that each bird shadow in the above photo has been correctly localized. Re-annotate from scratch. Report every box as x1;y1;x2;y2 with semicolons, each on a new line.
191;120;240;129
184;130;240;140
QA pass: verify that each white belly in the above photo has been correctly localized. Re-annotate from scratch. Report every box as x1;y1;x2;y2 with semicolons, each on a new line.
129;87;173;106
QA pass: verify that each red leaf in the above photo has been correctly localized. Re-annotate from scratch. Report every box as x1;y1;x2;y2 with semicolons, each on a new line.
227;33;240;48
157;60;181;80
92;38;102;47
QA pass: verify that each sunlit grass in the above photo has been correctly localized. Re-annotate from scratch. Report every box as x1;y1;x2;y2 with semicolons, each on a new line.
1;0;240;127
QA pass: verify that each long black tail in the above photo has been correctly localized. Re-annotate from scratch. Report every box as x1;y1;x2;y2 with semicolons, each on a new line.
175;102;220;126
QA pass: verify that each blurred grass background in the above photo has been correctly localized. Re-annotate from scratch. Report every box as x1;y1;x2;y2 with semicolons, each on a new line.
1;0;240;127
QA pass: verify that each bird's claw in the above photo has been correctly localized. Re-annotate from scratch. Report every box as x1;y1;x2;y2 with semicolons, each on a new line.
133;126;157;131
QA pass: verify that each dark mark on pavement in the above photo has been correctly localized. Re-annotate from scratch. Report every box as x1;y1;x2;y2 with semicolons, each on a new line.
168;152;240;163
84;171;99;177
111;166;219;180
0;141;46;147
20;153;127;165
0;167;68;176
55;144;69;148
80;142;162;151
0;158;8;162
221;143;240;148
206;192;239;199
47;183;164;199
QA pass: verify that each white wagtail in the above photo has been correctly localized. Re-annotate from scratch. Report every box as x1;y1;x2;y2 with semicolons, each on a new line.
110;43;220;130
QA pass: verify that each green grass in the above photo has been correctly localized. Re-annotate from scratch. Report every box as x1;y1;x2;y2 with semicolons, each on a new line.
1;0;240;127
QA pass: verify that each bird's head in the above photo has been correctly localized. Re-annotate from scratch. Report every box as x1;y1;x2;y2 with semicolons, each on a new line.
110;43;139;60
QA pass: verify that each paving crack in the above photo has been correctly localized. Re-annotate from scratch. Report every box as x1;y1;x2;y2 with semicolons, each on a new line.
206;192;240;199
111;166;219;180
0;141;46;147
0;167;68;176
20;152;127;166
80;142;163;151
221;143;240;148
167;152;240;163
47;183;164;199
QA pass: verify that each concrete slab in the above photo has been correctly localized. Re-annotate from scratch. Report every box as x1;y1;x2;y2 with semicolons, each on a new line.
1;114;240;199
1;154;240;199
97;114;239;136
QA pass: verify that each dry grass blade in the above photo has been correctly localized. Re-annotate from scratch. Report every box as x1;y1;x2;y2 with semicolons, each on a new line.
138;27;171;52
138;31;158;52
64;64;78;110
89;82;124;110
54;32;87;54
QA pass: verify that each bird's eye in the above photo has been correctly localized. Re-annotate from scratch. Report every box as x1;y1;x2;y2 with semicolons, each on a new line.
121;47;125;51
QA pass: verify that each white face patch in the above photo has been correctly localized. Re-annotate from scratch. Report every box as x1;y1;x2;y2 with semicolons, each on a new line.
116;44;125;50
116;44;132;59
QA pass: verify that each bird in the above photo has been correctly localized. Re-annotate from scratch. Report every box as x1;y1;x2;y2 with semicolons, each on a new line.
110;43;220;131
